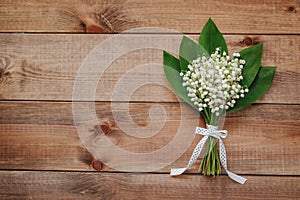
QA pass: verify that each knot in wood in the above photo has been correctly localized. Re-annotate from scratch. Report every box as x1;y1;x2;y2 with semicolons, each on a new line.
240;36;262;47
99;121;114;135
287;5;296;13
243;37;253;46
91;160;103;171
0;56;12;83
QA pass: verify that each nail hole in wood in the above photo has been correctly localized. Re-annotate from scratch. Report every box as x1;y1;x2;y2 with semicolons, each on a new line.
80;21;86;31
287;5;296;13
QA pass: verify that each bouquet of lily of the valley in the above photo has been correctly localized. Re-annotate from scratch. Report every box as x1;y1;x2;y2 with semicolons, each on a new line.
164;19;276;184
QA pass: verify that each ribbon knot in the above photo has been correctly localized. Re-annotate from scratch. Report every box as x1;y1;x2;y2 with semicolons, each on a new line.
195;125;228;139
170;125;247;184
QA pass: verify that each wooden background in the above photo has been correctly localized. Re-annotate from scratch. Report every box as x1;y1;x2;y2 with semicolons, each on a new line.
0;0;299;199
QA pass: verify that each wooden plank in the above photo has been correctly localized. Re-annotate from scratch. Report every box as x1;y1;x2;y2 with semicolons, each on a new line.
0;101;299;175
0;34;299;103
0;0;299;34
0;171;299;199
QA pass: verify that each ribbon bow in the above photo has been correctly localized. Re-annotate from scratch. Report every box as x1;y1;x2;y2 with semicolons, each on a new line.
170;125;247;184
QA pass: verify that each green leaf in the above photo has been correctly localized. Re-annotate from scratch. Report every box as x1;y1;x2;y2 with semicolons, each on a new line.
179;36;209;71
163;51;198;110
163;50;180;72
199;18;228;55
227;66;276;113
240;43;263;87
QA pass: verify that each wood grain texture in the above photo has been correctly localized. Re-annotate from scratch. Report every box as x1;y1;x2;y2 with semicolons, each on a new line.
0;1;299;198
0;0;299;34
0;101;299;175
0;171;299;199
0;34;299;103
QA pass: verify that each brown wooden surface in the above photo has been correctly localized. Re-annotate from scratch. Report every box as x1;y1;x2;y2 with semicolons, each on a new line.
0;0;300;199
0;34;299;103
0;102;299;175
0;0;299;34
0;171;299;200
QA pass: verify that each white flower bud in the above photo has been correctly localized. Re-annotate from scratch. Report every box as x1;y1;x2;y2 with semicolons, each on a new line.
181;47;249;115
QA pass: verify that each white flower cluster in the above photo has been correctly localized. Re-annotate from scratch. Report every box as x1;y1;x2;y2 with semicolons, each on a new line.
180;48;249;116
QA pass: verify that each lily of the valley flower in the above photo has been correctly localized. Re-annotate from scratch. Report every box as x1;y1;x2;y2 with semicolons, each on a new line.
180;48;249;117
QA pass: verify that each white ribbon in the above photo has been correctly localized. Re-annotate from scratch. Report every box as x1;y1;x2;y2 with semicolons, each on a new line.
170;125;247;184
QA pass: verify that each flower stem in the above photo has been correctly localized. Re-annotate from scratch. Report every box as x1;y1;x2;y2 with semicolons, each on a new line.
202;108;210;124
199;136;221;176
